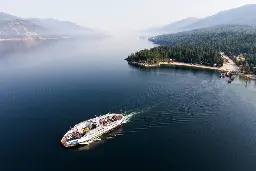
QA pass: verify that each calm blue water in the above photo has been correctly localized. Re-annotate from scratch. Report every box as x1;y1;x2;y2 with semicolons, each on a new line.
0;36;256;171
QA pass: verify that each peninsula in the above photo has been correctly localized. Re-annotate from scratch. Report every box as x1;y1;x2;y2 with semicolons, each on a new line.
125;45;223;70
126;25;256;79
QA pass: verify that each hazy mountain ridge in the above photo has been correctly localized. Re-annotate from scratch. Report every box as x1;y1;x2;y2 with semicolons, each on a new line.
27;18;95;36
142;17;199;35
0;12;98;39
143;4;256;35
0;12;20;21
183;4;256;31
0;19;50;39
171;24;256;36
149;24;256;46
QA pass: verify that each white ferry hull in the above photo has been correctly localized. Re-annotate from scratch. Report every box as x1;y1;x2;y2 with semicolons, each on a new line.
61;113;126;148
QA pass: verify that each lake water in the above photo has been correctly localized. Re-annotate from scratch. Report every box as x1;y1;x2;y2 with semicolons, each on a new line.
0;35;256;171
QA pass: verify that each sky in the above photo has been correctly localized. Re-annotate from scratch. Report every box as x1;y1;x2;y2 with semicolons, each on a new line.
0;0;256;34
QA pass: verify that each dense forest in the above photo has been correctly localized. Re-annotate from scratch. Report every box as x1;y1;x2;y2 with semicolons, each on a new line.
147;25;256;74
126;45;223;67
236;54;256;74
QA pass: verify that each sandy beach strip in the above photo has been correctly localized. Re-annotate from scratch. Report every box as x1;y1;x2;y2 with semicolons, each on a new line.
159;62;219;70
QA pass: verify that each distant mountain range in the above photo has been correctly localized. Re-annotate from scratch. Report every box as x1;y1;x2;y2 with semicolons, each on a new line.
149;24;256;45
0;12;102;40
142;4;256;35
0;12;21;21
27;18;94;36
143;17;199;35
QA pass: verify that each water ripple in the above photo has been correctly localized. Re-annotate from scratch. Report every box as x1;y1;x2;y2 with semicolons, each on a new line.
118;75;229;134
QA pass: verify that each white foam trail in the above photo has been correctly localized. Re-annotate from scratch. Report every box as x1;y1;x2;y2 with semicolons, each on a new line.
122;112;136;123
122;104;158;123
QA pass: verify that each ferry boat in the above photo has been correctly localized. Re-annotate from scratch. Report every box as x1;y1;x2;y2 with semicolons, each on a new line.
61;113;126;148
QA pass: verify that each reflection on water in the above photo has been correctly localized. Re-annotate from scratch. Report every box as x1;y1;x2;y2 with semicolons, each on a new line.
128;63;217;80
238;75;256;88
0;40;61;70
71;127;123;152
0;40;56;57
75;140;107;151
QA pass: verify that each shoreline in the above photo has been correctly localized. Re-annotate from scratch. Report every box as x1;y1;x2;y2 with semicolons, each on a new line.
128;61;219;70
0;37;64;42
128;61;256;80
161;62;219;70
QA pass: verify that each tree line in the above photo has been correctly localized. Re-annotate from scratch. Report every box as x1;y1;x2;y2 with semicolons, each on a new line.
148;25;256;74
126;45;223;67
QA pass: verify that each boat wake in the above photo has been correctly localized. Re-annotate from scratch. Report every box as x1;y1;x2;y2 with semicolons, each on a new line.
75;77;223;150
69;106;155;151
111;78;224;135
121;103;157;123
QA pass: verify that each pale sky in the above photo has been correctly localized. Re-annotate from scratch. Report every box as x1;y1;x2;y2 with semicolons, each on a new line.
0;0;255;33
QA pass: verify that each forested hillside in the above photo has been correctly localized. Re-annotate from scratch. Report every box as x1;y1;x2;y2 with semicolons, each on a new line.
149;25;256;55
126;45;223;67
144;25;256;74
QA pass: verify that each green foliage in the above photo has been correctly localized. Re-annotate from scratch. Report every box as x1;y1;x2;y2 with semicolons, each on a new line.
146;25;256;73
150;25;256;56
243;54;256;73
126;45;223;67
